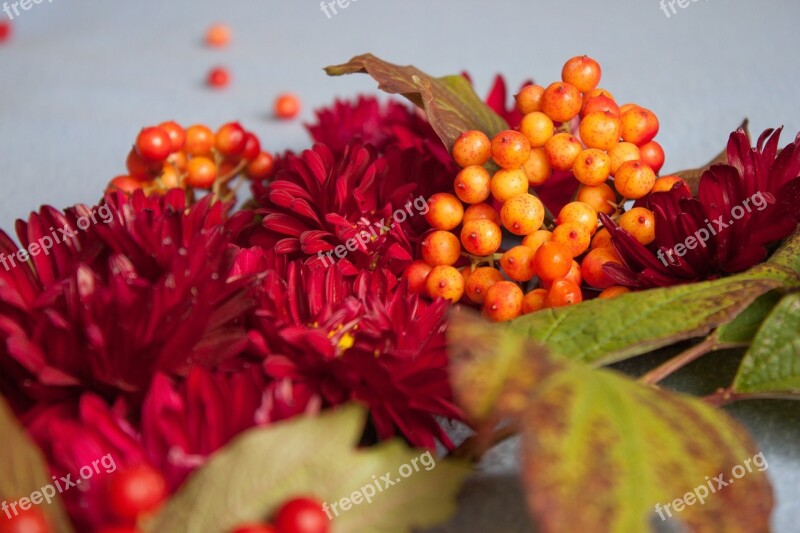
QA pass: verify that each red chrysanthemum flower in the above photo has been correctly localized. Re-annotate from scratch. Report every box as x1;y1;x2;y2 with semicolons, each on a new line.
0;190;257;412
239;251;461;449
604;128;800;288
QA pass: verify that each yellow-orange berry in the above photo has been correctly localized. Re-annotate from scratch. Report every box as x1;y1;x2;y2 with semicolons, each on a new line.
552;222;592;257
522;288;549;314
515;84;546;114
572;148;612;186
557;201;598;235
540;82;583;123
652;175;690;194
491;130;531;169
500;193;545;236
534;241;574;281
620;107;660;146
619;207;656;245
425;193;464;231
500;246;537;282
519;112;555;148
576;183;616;215
614;160;656;199
579;111;621;151
425;265;465;302
454;166;492;204
186;156;218;189
585;88;615;101
421;230;461;266
484;281;524;322
561;55;602;93
452;130;491;167
461;219;503;256
591;227;614;250
466;266;504;304
522;229;552;256
490;169;529;202
522;148;552;186
544;133;583;171
463;203;500;225
598;286;631;299
608;142;641;176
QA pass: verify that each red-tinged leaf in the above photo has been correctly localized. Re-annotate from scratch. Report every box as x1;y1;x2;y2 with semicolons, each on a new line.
325;54;508;150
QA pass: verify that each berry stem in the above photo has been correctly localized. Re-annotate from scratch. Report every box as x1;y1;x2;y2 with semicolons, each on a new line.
639;335;740;385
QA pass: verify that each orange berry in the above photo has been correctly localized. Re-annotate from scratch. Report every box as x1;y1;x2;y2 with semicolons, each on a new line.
425;265;465;302
491;130;532;169
522;148;552;186
620;107;659;146
579;111;621;151
552;222;591;257
500;193;545;236
186;156;218;189
639;140;666;174
515;84;546;114
484;281;524;322
274;93;301;120
585;88;615;101
490;169;529;202
167;151;188;172
540;82;583;123
544;133;582;171
522;229;553;256
564;260;583;287
159;165;181;189
619;207;656;245
591;227;614;250
500;245;537;282
107;175;144;195
184;125;215;156
608;142;642;176
573;148;612;186
614;160;656;199
522;288;549;314
461;219;503;256
466;266;504;304
652;175;690;194
618;103;640;115
454;166;492;204
404;261;433;294
452;130;491;167
561;55;602;93
581;247;622;289
576;183;616;215
519;112;555;148
581;95;620;119
598;286;631;299
205;23;231;47
460;267;474;301
545;279;583;308
534;241;573;281
463;203;500;225
421;230;461;266
557;202;598;235
425;193;464;231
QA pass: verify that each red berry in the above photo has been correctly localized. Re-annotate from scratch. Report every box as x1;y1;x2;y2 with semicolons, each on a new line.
135;127;172;162
231;525;278;533
106;465;167;521
158;121;185;152
215;122;247;157
207;66;231;88
274;497;329;533
107;175;145;195
274;93;301;120
246;151;275;180
97;528;142;533
0;507;50;533
241;132;261;161
126;149;160;181
0;21;11;43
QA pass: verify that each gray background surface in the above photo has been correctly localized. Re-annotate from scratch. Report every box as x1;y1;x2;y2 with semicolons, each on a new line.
0;1;798;531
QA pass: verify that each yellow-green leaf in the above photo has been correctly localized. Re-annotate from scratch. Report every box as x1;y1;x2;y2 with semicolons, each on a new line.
146;405;470;533
733;292;800;395
508;273;781;366
0;395;74;533
449;314;774;533
325;54;508;150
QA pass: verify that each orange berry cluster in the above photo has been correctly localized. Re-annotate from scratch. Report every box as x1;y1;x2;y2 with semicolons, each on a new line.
407;55;690;322
106;121;275;199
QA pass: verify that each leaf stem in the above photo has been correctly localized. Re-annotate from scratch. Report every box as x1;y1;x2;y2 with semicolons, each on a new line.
703;387;799;407
449;422;519;463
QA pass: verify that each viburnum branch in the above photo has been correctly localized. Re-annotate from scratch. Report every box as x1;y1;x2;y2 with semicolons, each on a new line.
639;335;740;385
449;421;520;463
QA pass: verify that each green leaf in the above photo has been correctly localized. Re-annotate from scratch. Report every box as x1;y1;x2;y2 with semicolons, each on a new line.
765;227;800;280
508;273;782;366
714;291;783;345
449;314;774;533
325;54;508;150
146;405;470;533
0;395;74;533
732;292;800;395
